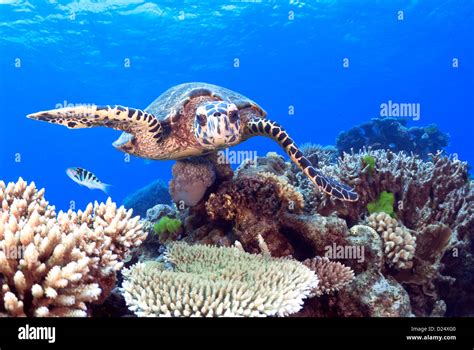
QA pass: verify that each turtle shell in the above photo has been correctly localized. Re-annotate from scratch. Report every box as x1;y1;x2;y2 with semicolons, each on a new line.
144;82;267;120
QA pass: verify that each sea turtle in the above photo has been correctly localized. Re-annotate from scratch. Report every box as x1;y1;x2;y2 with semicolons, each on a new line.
27;82;358;201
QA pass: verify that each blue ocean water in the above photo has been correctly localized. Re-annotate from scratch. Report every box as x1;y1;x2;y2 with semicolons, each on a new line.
0;0;472;211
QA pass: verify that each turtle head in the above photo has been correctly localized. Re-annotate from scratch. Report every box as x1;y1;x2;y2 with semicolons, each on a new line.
112;131;137;154
194;101;241;149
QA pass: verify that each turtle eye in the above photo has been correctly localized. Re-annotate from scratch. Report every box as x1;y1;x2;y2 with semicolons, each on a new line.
229;110;239;123
196;113;207;127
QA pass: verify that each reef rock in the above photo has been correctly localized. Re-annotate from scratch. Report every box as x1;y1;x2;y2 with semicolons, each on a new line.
122;179;171;218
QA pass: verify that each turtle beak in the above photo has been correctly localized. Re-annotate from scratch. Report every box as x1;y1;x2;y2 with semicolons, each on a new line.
112;132;134;152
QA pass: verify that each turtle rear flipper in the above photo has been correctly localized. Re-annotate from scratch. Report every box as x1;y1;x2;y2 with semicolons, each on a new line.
245;117;358;202
27;105;163;142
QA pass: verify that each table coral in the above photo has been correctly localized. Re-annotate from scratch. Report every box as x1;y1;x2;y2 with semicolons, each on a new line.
0;178;146;317
121;242;318;317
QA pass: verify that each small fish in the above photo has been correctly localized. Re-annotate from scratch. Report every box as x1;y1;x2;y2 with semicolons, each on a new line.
388;143;396;149
66;167;111;194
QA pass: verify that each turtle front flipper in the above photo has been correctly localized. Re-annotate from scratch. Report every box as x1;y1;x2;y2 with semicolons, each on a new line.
27;105;163;142
245;117;359;202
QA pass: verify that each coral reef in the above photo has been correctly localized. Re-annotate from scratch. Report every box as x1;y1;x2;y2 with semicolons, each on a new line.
167;146;473;316
296;225;413;317
0;178;146;317
121;242;318;317
367;212;416;269
299;143;338;166
336;117;449;158
311;149;472;233
145;203;176;222
122;179;171;217
151;216;182;244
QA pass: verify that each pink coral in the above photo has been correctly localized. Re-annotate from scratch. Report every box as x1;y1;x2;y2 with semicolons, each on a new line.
169;159;216;206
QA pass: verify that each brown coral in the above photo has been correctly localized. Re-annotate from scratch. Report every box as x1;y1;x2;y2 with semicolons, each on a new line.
0;178;146;317
204;174;303;256
169;158;216;206
303;257;354;296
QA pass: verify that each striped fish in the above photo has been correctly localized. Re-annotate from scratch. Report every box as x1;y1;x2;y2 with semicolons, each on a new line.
66;167;110;194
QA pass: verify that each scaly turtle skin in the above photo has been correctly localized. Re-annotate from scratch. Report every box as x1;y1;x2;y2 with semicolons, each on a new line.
27;82;358;201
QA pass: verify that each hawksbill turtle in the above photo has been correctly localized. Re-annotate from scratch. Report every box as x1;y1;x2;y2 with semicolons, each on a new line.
27;82;358;201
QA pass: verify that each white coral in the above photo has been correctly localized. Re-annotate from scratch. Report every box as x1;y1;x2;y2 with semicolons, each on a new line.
121;242;318;317
0;178;146;317
367;212;416;269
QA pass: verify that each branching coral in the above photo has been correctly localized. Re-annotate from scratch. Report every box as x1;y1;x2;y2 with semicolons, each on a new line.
0;178;146;317
121;242;318;317
303;257;354;297
367;212;416;269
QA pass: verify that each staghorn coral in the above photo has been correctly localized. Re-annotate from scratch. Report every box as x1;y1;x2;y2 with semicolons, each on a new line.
121;242;318;317
367;212;416;269
303;257;354;297
169;158;216;206
0;178;146;317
